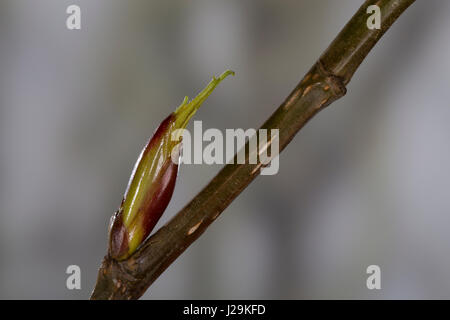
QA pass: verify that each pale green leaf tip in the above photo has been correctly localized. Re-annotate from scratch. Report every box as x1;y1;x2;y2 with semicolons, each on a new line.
219;69;236;80
174;69;235;129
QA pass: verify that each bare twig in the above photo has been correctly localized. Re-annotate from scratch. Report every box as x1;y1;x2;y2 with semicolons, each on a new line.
91;0;416;300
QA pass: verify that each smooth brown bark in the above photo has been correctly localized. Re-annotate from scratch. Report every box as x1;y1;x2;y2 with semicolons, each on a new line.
91;0;416;300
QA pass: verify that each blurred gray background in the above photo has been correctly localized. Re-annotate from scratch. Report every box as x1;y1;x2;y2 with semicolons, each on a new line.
1;0;450;299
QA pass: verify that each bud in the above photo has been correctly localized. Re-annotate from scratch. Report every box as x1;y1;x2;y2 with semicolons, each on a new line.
109;70;234;260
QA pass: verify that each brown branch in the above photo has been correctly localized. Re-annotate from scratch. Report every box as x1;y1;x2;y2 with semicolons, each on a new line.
91;0;416;300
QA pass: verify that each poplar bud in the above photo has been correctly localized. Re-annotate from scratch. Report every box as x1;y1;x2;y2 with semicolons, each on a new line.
108;70;234;260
